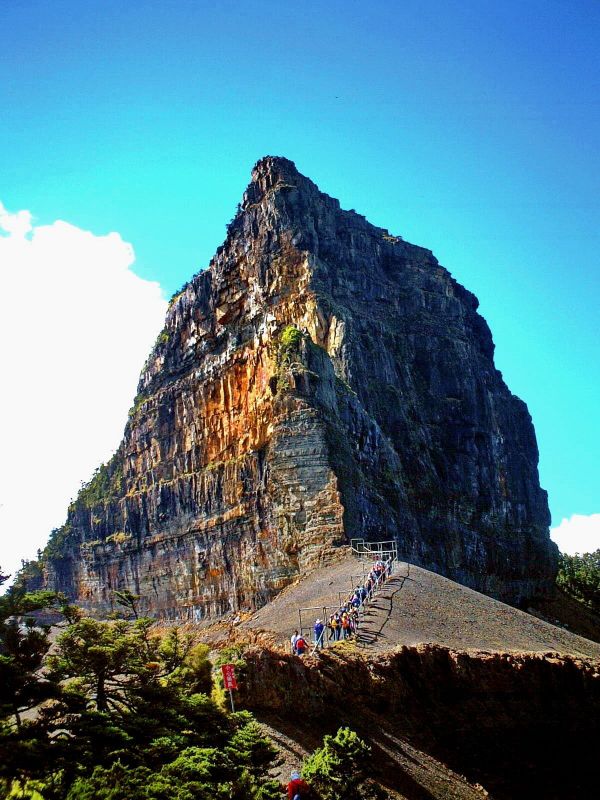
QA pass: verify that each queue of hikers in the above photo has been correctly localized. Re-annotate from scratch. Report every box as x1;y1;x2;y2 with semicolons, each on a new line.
290;557;393;655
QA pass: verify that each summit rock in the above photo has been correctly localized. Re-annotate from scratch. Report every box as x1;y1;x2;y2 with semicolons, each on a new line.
43;157;557;617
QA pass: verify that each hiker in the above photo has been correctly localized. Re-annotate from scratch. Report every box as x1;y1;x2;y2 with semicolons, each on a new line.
287;770;310;799
290;630;299;655
314;618;325;649
333;612;342;640
295;633;308;656
341;612;351;639
327;616;336;641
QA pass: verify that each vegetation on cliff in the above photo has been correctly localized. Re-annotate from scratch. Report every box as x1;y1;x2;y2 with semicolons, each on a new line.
76;458;123;509
276;324;304;390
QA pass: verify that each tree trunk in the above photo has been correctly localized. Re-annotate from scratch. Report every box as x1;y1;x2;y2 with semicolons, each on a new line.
96;673;108;712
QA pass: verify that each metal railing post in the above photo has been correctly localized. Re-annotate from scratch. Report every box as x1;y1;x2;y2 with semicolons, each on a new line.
295;539;401;655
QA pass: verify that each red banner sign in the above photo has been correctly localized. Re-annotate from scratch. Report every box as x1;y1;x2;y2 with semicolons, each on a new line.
221;663;238;690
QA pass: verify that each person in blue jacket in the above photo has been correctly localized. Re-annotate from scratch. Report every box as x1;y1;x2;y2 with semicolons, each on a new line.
314;618;325;649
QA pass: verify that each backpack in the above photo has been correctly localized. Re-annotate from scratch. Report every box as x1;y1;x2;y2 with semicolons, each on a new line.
290;778;310;799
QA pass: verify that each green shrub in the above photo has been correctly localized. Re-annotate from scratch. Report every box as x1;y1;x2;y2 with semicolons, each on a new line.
44;524;73;559
168;281;189;306
302;727;371;800
279;325;303;353
81;540;102;550
128;393;148;419
105;532;132;546
167;642;212;696
225;719;278;779
78;459;123;509
276;326;304;391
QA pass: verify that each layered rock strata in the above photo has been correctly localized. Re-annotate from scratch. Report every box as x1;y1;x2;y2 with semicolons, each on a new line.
43;156;557;617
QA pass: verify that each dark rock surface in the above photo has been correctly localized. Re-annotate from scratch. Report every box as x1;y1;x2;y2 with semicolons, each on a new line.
42;156;557;617
240;643;600;800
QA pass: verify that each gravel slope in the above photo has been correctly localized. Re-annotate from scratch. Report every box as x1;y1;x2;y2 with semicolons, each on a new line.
243;552;600;659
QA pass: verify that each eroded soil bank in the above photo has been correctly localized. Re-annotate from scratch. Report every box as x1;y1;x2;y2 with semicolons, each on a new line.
236;642;600;800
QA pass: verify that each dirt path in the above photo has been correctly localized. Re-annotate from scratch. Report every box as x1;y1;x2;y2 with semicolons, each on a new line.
242;552;600;659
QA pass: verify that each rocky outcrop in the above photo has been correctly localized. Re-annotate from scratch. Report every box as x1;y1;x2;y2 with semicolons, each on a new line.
42;156;557;616
238;643;600;800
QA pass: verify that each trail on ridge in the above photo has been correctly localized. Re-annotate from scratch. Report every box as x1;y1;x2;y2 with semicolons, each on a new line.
242;551;600;658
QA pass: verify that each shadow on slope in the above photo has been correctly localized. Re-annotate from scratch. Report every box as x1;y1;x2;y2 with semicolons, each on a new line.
529;586;600;644
238;642;600;800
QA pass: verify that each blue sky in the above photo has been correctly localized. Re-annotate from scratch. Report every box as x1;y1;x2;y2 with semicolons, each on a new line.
0;0;598;567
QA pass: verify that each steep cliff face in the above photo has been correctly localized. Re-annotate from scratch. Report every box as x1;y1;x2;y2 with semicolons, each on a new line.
43;156;556;616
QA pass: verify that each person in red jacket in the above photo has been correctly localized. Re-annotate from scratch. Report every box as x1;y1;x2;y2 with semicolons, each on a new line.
294;635;308;656
287;770;310;799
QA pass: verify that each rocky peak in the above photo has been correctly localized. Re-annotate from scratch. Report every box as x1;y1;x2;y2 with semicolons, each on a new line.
246;155;304;200
41;158;557;619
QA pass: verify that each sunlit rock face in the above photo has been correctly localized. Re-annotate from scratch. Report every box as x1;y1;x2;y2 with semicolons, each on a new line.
43;156;556;617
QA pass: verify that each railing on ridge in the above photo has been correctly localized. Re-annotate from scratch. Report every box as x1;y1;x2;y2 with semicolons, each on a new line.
294;541;399;655
351;538;398;562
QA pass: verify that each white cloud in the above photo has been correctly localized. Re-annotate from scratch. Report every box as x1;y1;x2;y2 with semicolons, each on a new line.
551;514;600;555
0;204;32;237
0;201;167;581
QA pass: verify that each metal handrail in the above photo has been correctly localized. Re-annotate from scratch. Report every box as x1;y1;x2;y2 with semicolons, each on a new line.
351;538;398;561
299;554;398;655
